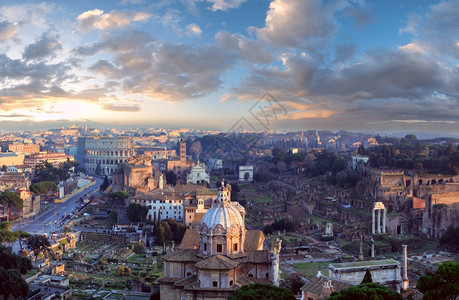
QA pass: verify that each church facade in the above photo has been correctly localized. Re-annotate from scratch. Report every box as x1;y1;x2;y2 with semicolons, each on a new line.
160;182;281;300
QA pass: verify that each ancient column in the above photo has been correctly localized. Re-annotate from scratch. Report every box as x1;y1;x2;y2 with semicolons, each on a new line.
370;237;375;258
402;244;409;291
358;234;364;261
383;208;387;233
377;209;381;233
372;208;375;235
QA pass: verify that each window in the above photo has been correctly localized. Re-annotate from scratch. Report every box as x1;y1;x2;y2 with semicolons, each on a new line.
265;273;269;278
212;280;218;287
186;271;192;277
229;280;233;286
204;243;207;251
233;243;238;251
216;244;222;253
248;273;254;278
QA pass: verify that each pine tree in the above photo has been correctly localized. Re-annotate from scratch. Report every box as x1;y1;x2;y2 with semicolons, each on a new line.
163;222;173;242
361;269;373;284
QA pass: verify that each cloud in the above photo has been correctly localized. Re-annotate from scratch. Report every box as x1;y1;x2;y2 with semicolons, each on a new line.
215;31;273;64
0;21;18;41
207;0;247;11
399;13;422;35
185;23;202;36
74;30;154;56
89;59;122;79
102;103;141;112
77;9;150;31
256;0;349;48
121;42;236;100
23;32;62;61
120;0;145;5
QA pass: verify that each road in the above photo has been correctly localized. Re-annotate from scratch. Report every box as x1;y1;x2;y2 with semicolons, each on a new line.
12;178;103;235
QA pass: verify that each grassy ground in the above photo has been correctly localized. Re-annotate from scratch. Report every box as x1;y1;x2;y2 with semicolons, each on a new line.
294;261;332;280
255;196;271;203
308;215;342;225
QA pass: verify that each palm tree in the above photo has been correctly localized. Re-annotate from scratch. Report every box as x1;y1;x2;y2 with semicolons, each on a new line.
0;191;23;221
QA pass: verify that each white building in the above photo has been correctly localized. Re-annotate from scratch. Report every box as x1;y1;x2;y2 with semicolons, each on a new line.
208;158;223;170
187;164;210;184
239;165;253;182
351;155;369;169
131;190;184;222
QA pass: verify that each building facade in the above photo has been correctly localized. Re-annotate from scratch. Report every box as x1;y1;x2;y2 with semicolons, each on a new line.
167;141;192;177
186;164;210;184
160;183;280;300
328;259;402;291
24;152;74;168
8;143;40;154
77;136;135;176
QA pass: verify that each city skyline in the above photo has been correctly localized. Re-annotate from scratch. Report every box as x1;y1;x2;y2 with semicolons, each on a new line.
1;0;458;135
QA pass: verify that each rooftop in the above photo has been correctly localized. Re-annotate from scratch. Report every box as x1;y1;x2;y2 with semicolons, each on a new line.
330;259;400;270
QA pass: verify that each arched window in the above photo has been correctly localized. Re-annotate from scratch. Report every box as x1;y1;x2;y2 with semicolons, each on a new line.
212;280;218;287
248;272;254;278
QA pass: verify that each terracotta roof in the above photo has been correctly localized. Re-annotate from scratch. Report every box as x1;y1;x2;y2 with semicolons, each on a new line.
236;276;271;287
195;212;206;223
179;229;200;249
162;249;199;262
412;197;426;209
158;276;180;284
240;250;271;264
132;190;183;201
300;276;353;295
244;230;264;251
195;255;239;270
174;275;198;287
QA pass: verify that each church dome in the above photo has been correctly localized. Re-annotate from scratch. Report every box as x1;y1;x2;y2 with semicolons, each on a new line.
201;182;244;230
201;201;244;230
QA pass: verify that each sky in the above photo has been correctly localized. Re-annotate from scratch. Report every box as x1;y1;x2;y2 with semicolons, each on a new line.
0;0;458;135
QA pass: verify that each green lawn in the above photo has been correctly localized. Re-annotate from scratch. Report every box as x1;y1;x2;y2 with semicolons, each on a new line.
294;261;332;279
255;196;271;203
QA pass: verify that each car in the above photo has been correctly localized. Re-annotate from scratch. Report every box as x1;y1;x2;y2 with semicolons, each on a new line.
83;213;90;217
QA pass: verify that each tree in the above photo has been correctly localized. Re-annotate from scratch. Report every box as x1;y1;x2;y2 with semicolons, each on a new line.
417;261;459;300
0;245;32;275
109;191;129;206
228;283;295;300
285;273;305;295
190;141;202;160
377;157;387;168
0;267;29;299
109;210;118;225
95;163;102;176
26;234;51;257
100;175;110;191
126;203;148;223
116;265;132;276
30;181;58;195
361;269;373;284
0;245;32;299
277;161;287;174
15;231;31;251
263;225;274;235
162;222;173;242
165;170;177;186
439;225;459;250
329;283;402;300
0;191;23;221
